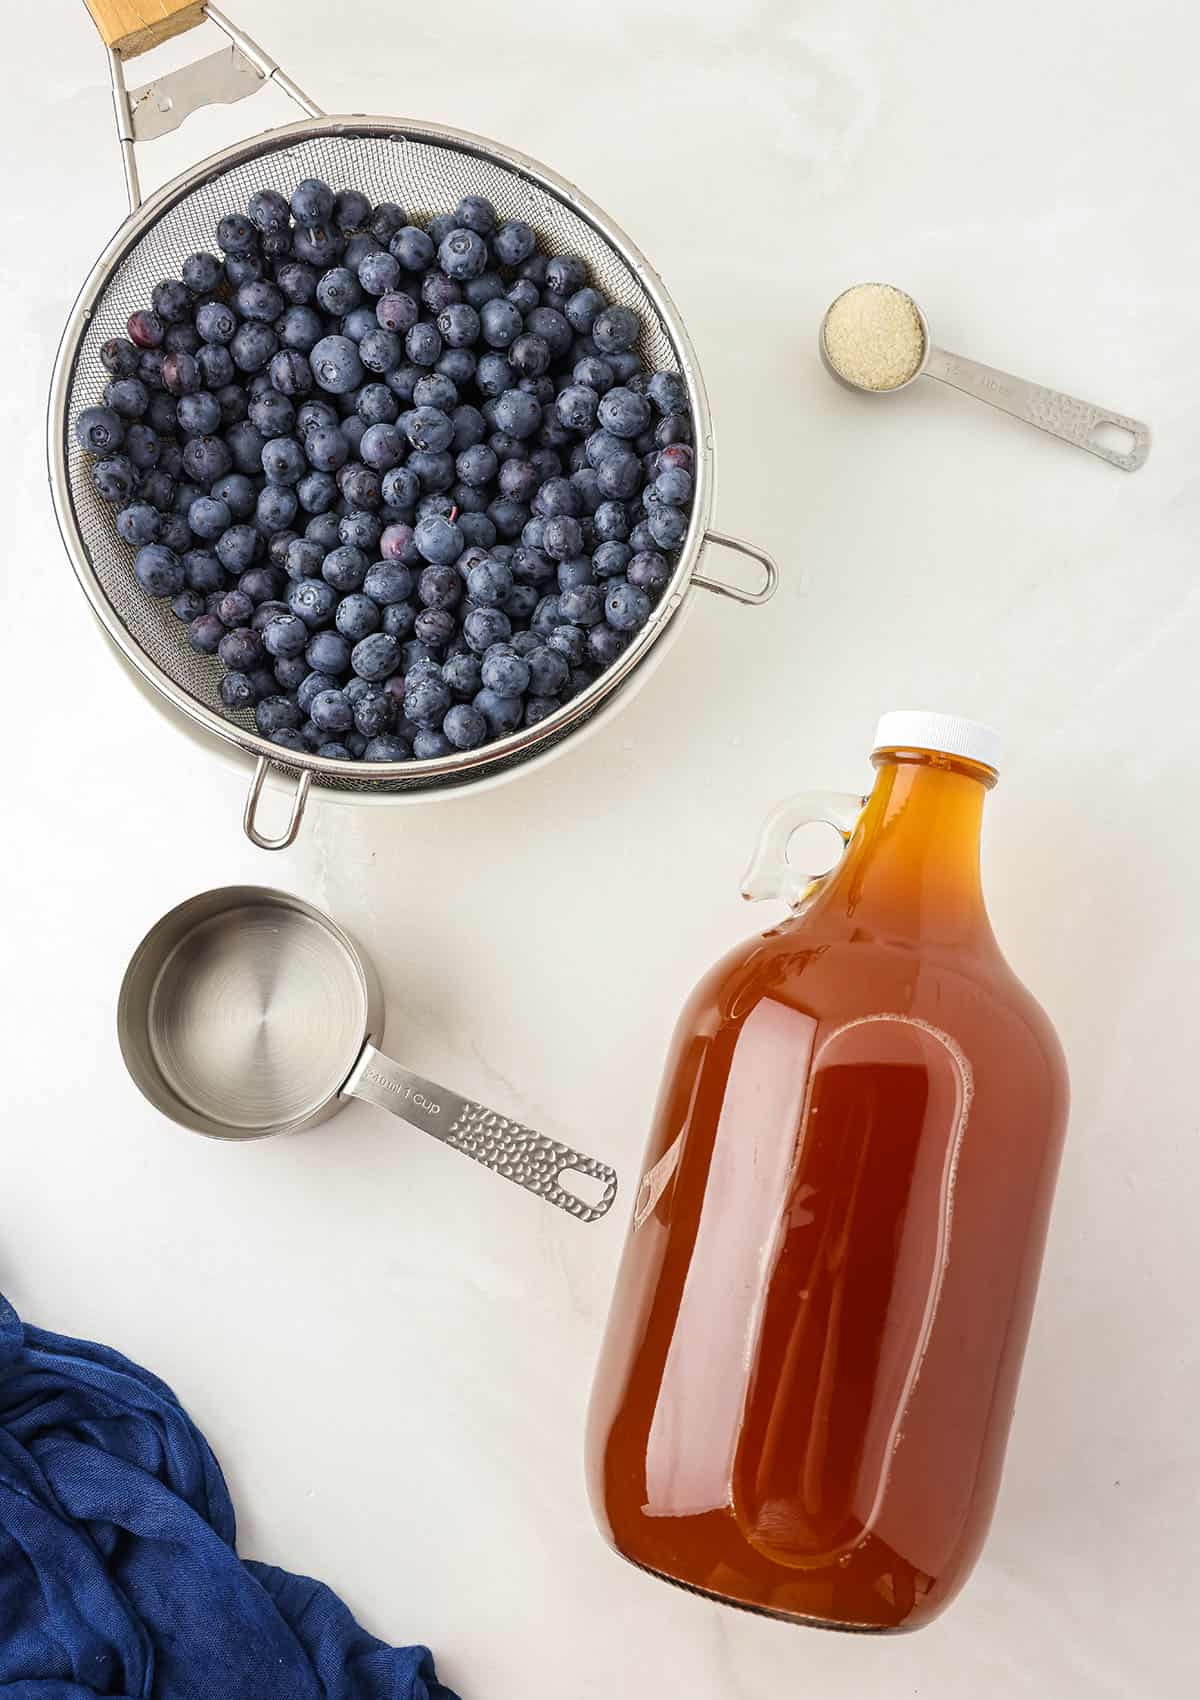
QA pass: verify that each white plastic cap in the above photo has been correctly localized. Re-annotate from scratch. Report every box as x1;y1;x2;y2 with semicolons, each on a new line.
872;710;1001;773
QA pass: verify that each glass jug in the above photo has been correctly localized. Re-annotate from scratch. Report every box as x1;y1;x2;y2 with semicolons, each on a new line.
587;712;1069;1631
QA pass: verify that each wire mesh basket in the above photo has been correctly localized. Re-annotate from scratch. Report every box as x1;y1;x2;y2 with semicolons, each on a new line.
50;4;778;845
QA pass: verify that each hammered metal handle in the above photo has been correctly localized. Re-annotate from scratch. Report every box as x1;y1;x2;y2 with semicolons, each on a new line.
344;1045;618;1223
924;346;1151;472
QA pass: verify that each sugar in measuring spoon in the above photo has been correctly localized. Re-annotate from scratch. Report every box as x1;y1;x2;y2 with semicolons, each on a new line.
820;282;1150;471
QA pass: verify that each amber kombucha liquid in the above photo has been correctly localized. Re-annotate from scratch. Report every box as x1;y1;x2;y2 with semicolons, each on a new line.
587;749;1068;1631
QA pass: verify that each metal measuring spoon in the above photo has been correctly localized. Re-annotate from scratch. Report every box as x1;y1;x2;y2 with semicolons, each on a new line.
118;886;617;1223
820;282;1150;472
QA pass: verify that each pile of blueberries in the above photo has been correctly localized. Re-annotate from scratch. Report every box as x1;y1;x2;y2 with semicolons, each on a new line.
74;178;694;761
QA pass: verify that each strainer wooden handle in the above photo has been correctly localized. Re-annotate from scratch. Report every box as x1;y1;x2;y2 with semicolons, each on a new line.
85;0;207;58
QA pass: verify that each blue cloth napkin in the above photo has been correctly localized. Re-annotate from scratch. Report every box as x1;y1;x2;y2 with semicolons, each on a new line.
0;1293;459;1699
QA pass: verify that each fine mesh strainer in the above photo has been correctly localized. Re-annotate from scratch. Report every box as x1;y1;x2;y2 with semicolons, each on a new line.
50;2;779;848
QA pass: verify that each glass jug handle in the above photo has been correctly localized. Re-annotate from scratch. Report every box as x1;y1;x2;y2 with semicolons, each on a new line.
741;792;866;911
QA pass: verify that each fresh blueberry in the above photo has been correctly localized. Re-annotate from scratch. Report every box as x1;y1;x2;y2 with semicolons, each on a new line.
309;334;364;394
595;450;641;500
438;227;488;280
473;686;523;736
385;224;433;273
363;734;411;761
591;304;640;355
410;728;451;758
466;556;513;606
558;583;604;626
350;684;396;738
376;291;419;334
492;220;536;266
507;333;551;379
307;688;352;733
509;544;554;587
228;322;276;374
116;502;161;547
197;343;235;388
413;608;455;647
493;389;541;439
592;539;632;580
381;601;417;640
187;612;224;653
254;693;302;736
455;195;497;236
184;493;229;537
414;516;463;567
217;671;255;712
127;310;165;349
276;260;319;304
101;336;140;376
480;646;531;695
541;514;584;561
435;302;479;349
92;456;135;503
556;556;595;593
546;623;587;666
463;606;512;653
283;575;335;628
315;544;364;593
239;565;284;604
442;651;483;698
290;177;334;225
261;612;309;658
405;322;442;368
216;624;262;671
604;579;652;631
75;406;124;454
356;327;399;375
171;588;205;625
368;200;406;244
440;702;486;749
305;629;351;675
257;435;303;485
647;503;687;548
332;593;379;641
587;624;628;668
506;278;540;314
351;632;401;681
598;386;651;439
270;350;313;397
217;587;253;628
362;561;413;606
134;544;183;597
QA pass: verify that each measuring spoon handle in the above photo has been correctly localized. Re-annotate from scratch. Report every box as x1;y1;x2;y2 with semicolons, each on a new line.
923;345;1151;471
343;1044;617;1223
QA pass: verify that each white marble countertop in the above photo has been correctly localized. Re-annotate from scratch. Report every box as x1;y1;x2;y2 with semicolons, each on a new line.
4;1;1198;1694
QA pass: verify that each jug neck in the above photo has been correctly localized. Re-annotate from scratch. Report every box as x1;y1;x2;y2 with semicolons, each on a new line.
818;748;997;948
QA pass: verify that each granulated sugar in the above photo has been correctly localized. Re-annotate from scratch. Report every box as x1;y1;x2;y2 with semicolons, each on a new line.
822;284;926;391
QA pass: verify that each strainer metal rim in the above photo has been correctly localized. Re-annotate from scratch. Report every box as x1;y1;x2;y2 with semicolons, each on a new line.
48;111;716;789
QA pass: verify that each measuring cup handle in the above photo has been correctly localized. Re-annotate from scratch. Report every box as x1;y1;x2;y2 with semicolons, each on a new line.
923;346;1151;472
343;1045;618;1225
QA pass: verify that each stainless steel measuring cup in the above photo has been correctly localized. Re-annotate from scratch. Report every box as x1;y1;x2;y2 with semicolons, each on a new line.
820;281;1151;471
118;886;617;1223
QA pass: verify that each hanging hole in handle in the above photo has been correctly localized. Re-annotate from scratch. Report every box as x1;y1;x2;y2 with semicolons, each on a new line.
693;530;781;604
243;757;311;851
557;1165;615;1213
1089;420;1137;456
